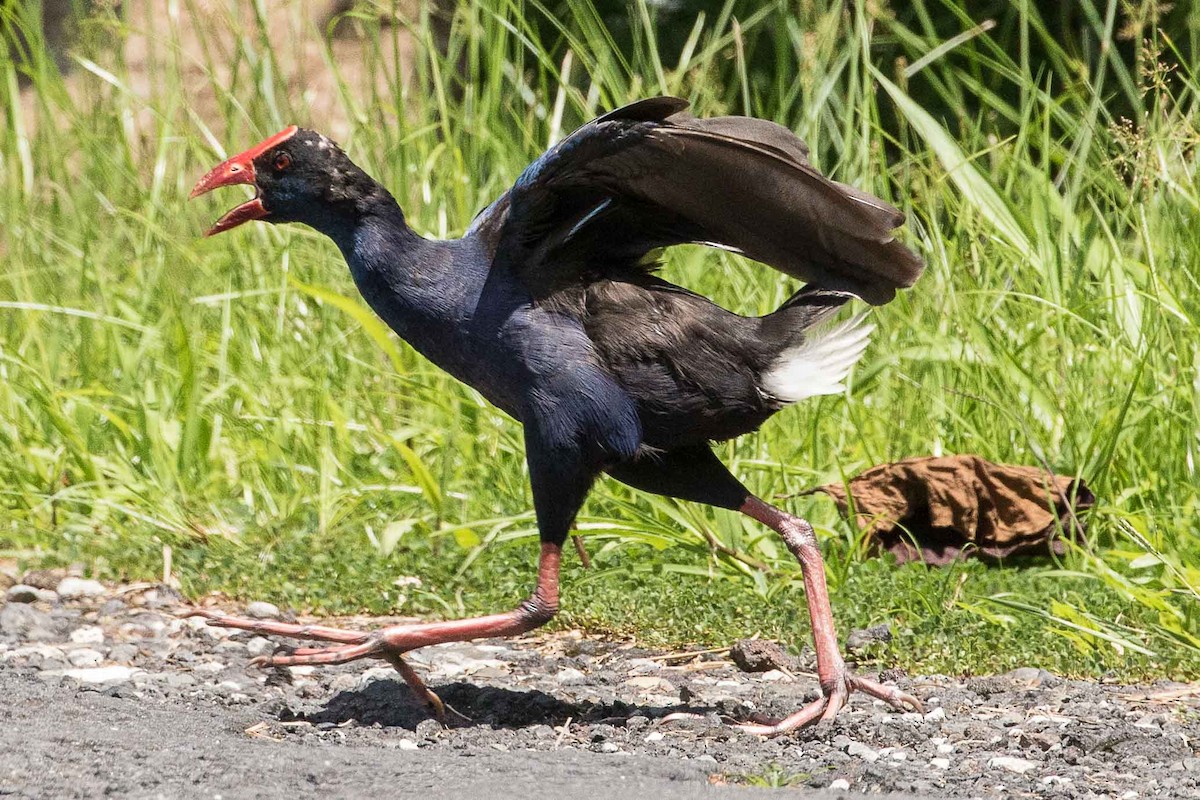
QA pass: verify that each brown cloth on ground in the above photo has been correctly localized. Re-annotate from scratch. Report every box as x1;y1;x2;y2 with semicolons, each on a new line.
808;455;1094;565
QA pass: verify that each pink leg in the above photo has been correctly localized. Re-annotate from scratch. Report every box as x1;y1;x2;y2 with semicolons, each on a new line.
735;497;922;734
183;542;562;720
665;497;922;736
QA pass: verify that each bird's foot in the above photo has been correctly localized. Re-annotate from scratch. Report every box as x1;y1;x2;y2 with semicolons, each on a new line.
662;668;922;737
180;608;469;724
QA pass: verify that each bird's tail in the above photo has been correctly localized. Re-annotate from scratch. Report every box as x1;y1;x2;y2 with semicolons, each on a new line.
756;287;872;404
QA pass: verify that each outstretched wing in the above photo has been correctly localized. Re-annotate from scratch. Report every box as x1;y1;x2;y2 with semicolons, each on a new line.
488;97;923;306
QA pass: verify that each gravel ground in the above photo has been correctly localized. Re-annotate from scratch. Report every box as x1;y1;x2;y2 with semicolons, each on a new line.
2;573;1198;799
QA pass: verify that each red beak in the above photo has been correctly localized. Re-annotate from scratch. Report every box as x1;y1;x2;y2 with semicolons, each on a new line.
190;125;299;236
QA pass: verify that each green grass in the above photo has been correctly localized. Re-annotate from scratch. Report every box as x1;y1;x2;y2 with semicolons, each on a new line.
1;0;1198;681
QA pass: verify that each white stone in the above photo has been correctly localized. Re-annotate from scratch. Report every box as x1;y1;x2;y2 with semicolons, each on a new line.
890;751;908;761
555;667;587;685
924;706;946;722
55;577;106;599
397;738;419;751
829;779;851;791
245;601;280;619
937;743;955;754
67;648;104;667
644;731;665;743
70;626;105;645
847;741;879;762
193;661;226;673
624;676;674;693
931;758;951;770
246;637;274;657
2;644;65;662
989;756;1038;775
62;665;139;683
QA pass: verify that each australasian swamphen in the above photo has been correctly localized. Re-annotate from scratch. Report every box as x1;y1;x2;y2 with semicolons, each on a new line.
188;97;924;735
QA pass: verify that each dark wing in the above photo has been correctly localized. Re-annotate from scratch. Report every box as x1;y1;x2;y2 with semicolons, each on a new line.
488;96;923;306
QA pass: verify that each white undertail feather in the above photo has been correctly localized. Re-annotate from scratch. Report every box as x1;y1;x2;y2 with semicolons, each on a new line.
761;314;874;403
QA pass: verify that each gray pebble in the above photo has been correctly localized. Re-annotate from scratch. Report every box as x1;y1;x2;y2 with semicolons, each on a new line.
246;636;274;657
165;672;196;688
98;599;126;617
555;667;587;686
415;719;444;739
67;648;104;667
0;603;61;641
848;741;880;762
245;601;280;620
107;644;139;664
845;624;893;653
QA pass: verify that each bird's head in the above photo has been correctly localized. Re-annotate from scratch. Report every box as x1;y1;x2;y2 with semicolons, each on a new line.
191;126;388;238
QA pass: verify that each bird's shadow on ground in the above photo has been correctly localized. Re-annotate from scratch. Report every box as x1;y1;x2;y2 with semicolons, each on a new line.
296;679;696;731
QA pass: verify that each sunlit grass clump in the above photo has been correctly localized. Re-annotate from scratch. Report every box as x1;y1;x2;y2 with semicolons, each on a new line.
1;1;1197;679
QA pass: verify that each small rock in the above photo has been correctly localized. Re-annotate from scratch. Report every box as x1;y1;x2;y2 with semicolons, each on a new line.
67;648;104;667
166;673;197;688
2;644;66;666
98;599;126;617
936;742;954;754
62;665;138;684
845;624;892;654
729;639;798;673
20;569;66;590
6;584;57;604
847;741;879;762
397;738;419;751
599;742;620;754
923;706;946;722
415;719;443;740
931;757;951;770
55;577;106;599
1006;666;1042;683
0;603;60;641
70;626;105;645
644;731;665;743
829;778;851;791
555;667;587;686
626;658;662;675
107;644;138;663
624;676;674;693
193;661;226;674
245;601;280;620
989;756;1038;775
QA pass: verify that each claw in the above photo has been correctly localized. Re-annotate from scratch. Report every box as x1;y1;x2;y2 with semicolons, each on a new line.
661;671;921;737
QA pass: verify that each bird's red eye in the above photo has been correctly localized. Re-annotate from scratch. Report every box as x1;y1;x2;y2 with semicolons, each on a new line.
274;152;292;171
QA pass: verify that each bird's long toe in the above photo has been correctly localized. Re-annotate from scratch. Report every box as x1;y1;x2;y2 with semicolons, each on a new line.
850;673;924;713
249;639;382;668
665;669;919;738
181;608;373;645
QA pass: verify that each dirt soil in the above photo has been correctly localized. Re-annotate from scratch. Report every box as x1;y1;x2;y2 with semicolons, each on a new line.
1;576;1198;799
